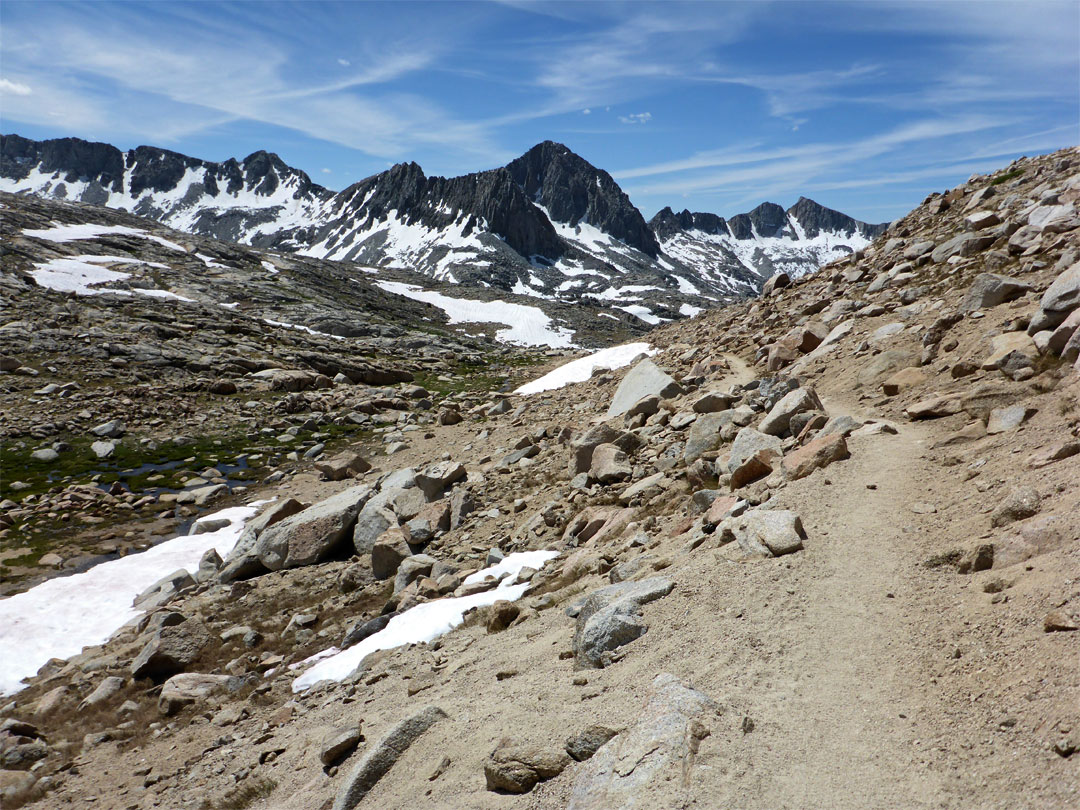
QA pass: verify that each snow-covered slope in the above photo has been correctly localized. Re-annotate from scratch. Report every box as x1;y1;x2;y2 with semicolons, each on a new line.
2;135;888;324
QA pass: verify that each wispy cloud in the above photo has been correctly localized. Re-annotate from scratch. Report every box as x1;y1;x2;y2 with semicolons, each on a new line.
0;78;32;96
618;112;652;125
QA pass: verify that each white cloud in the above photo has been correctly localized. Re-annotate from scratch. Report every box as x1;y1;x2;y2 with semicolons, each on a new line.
0;78;32;95
582;108;591;115
320;167;331;174
618;112;652;125
337;58;350;66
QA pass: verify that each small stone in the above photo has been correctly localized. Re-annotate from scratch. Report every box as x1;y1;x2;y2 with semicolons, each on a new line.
1043;610;1078;632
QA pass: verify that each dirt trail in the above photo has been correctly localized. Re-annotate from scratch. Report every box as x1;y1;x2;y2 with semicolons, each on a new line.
725;402;951;808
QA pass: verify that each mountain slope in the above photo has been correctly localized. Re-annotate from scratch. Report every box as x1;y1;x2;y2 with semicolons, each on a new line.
2;134;887;321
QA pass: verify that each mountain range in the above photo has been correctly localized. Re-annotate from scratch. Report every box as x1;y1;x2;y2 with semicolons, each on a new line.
1;134;888;324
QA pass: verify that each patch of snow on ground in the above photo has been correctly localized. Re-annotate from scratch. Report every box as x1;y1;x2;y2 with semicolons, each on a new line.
260;260;280;274
617;304;664;325
21;222;188;252
0;504;262;695
376;281;576;348
263;319;344;340
680;302;703;317
514;342;656;395
30;256;191;300
291;550;559;691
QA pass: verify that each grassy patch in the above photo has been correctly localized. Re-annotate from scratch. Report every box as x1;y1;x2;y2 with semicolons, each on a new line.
989;168;1023;186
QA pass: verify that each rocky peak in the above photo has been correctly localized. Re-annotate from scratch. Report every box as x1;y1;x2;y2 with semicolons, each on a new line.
728;202;788;240
786;196;889;239
506;141;661;257
648;206;729;240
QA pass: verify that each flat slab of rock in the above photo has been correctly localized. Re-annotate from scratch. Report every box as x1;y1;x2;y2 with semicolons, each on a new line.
333;706;447;810
959;273;1032;312
255;485;371;570
315;452;371;481
606;360;682;419
567;673;720;810
726;428;782;474
158;673;239;715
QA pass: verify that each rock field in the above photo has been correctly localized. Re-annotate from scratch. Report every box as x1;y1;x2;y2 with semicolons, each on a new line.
1;147;1078;809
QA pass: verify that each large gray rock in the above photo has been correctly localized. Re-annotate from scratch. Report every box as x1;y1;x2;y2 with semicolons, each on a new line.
352;504;396;556
254;485;371;570
758;387;824;437
590;444;631;484
959;273;1032;313
567;673;720;810
131;620;212;681
683;411;732;463
77;676;124;711
606;360;683;419
133;568;195;609
371;529;412;580
726;428;783;474
415;461;467;500
226;498;307;562
393;554;437;594
569;425;642;475
333;706;448;810
1029;261;1080;333
718;509;806;557
574;578;674;669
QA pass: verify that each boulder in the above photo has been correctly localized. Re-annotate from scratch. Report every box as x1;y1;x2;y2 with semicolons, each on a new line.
320;725;364;767
729;450;777;490
131;620;212;681
133;568;195;609
567;673;719;810
158;673;239;715
371;529;412;579
758;387;824;437
726;428;783;474
333;706;448;810
761;272;790;297
958;273;1032;312
782;434;850;480
90;419;125;438
255;485;371;570
684;411;731;463
393;554;437;594
589;444;632;484
990;487;1041;527
565;726;619;762
569;425;642;475
484;739;570;793
1029;261;1080;333
882;367;927;396
226;498;307;563
415;462;467;500
719;509;806;557
606;360;683;419
77;676;124;711
905;393;963;420
352;505;396;556
574;578;674;668
315;452;371;481
691;392;734;413
342;613;394;648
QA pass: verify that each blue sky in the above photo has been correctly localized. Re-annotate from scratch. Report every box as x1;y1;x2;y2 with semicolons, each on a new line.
1;1;1077;223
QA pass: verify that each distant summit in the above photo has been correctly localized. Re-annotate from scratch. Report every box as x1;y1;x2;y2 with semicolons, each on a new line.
2;133;888;318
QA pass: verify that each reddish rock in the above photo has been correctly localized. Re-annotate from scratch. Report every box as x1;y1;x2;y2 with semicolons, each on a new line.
782;434;850;480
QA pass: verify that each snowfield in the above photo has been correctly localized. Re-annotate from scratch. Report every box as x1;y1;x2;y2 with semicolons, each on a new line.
514;342;656;395
0;504;262;695
376;280;576;348
291;550;559;691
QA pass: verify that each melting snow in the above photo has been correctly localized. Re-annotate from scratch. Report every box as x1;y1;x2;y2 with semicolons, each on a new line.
376;281;576;348
0;504;262;695
680;302;704;317
21;222;188;253
514;342;656;395
29;256;192;301
617;304;665;325
291;550;559;691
